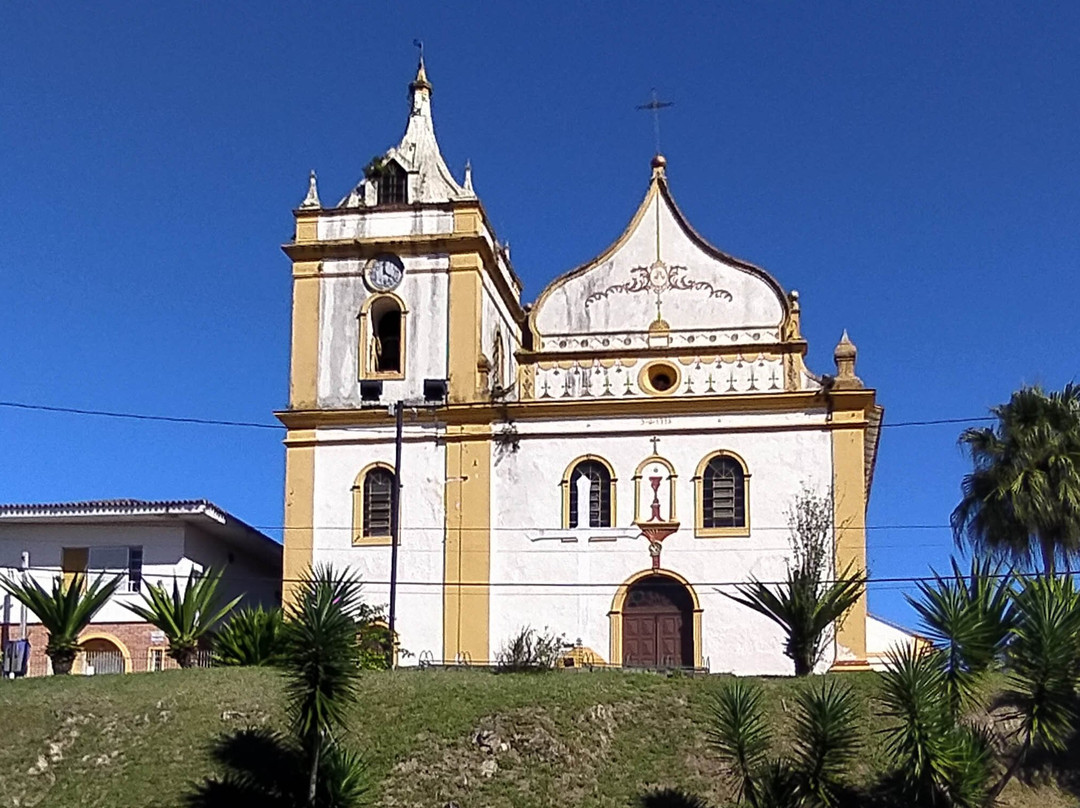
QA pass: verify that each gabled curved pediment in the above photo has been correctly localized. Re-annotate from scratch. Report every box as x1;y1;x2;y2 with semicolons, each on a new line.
531;162;791;351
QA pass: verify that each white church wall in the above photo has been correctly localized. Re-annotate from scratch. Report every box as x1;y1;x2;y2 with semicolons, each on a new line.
317;209;454;241
311;423;447;663
317;254;450;408
533;193;785;346
489;411;834;675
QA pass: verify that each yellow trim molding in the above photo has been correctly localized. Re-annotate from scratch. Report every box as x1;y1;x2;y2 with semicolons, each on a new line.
283;428;316;606
358;292;408;381
351;462;396;546
289;262;321;410
693;450;751;538
559;454;618;529
830;406;869;667
443;424;492;664
448;253;484;403
607;568;703;668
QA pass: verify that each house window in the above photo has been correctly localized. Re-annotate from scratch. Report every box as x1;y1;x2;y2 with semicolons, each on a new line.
353;464;396;545
88;545;143;593
361;296;406;379
377;162;407;205
698;454;749;534
566;458;615;528
148;648;166;672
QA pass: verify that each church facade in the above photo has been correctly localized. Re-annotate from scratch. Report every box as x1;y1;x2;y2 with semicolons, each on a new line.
277;61;891;674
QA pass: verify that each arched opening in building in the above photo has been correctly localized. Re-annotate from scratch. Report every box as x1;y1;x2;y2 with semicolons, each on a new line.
621;575;695;668
81;637;127;675
370;297;402;373
377;161;408;205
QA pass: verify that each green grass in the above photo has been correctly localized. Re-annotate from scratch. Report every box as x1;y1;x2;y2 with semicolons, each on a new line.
0;667;1075;807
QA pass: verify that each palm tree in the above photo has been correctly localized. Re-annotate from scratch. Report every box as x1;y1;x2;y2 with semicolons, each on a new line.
125;568;240;668
952;384;1080;574
187;565;370;807
0;572;121;675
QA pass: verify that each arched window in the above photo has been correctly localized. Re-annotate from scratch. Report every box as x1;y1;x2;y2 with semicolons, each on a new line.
564;458;615;528
360;295;407;379
696;453;749;536
377;162;407;205
352;464;396;545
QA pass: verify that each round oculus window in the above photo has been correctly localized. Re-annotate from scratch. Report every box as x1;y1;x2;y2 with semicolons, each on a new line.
640;362;680;395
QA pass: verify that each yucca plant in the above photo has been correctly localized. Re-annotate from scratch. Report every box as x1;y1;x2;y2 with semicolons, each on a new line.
0;571;121;675
638;789;713;807
878;645;993;808
213;606;284;667
187;565;371;807
988;573;1080;798
908;557;1015;713
125;568;240;668
709;678;861;807
725;489;866;676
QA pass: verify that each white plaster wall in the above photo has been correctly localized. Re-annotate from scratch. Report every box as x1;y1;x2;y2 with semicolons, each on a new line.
0;523;190;624
533;193;785;345
317;209;454;241
489;411;834;675
311;422;447;663
181;526;281;609
866;615;922;671
481;277;521;398
318;254;449;408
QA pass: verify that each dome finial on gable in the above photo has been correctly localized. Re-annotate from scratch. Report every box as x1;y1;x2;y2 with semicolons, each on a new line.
651;153;667;179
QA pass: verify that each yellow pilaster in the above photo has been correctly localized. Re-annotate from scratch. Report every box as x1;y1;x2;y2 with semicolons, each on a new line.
289;261;320;410
447;252;483;404
443;425;491;663
831;409;869;667
283;429;316;606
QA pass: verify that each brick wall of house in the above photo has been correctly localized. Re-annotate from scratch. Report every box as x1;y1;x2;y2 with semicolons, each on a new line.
1;621;182;676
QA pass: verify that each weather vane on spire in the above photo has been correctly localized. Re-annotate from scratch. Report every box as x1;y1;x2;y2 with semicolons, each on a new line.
636;89;674;155
413;38;424;62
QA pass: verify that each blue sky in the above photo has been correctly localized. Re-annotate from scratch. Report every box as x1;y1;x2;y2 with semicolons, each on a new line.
2;3;1078;626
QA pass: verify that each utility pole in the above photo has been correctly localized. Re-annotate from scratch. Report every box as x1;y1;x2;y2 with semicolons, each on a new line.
19;551;28;640
387;401;404;668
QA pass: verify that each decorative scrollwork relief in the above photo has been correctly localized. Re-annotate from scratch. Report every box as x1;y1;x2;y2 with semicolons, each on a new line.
584;261;733;309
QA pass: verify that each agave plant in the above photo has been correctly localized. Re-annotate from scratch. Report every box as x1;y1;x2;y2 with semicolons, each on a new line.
708;678;860;807
907;557;1016;713
0;571;121;675
125;568;240;667
213;606;284;667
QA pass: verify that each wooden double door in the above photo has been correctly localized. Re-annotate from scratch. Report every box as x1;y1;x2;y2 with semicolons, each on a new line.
622;577;694;668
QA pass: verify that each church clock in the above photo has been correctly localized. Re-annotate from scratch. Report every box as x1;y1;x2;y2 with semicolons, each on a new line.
364;253;404;292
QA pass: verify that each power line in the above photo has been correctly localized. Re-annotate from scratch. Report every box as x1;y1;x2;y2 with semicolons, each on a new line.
0;398;995;433
1;565;1062;590
0;400;281;430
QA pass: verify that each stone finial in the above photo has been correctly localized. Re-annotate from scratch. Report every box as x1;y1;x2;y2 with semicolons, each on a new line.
463;160;474;193
833;330;863;389
651;153;667;178
783;289;802;340
299;170;321;209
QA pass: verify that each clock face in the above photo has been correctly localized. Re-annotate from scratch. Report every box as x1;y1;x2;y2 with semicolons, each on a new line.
364;254;404;292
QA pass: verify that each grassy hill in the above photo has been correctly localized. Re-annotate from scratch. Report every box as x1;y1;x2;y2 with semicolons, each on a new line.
0;667;1076;808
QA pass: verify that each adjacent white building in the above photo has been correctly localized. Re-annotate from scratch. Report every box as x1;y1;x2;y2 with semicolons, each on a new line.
279;59;912;674
0;499;281;675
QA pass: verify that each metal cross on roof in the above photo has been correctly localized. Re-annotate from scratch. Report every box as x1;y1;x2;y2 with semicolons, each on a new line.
636;89;674;155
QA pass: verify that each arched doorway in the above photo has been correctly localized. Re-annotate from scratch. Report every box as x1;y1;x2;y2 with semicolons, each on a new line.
621;575;695;668
80;637;127;675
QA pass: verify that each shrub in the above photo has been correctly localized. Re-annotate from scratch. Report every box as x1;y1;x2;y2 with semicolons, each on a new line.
495;626;567;672
213;606;284;667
